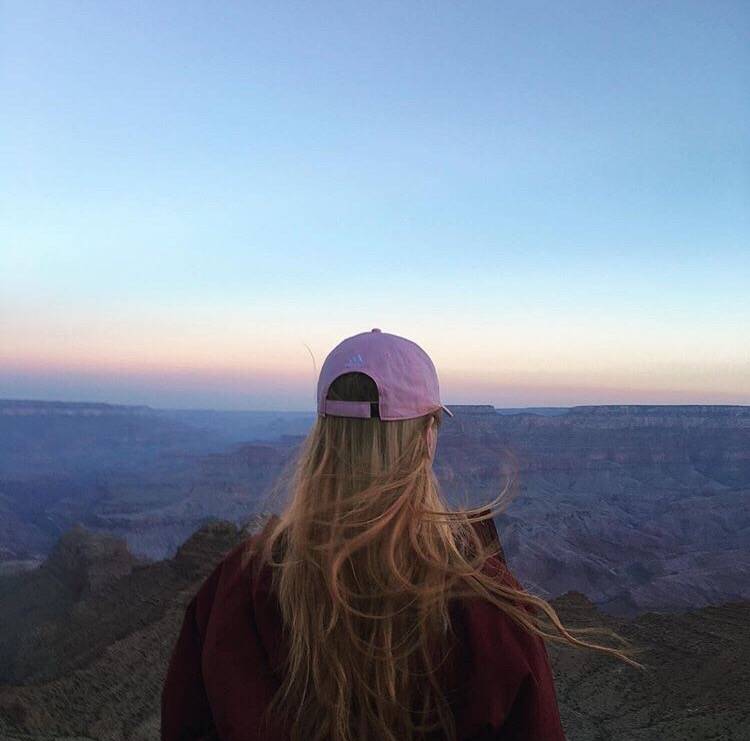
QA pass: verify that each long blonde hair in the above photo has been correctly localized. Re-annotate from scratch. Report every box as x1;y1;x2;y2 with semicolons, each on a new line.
252;372;640;741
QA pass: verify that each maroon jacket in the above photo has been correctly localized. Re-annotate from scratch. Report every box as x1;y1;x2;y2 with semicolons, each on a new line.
161;517;566;741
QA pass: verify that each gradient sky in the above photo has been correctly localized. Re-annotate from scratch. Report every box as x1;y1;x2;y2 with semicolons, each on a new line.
2;1;748;411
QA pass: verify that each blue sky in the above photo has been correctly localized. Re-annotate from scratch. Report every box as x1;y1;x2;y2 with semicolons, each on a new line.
1;1;748;410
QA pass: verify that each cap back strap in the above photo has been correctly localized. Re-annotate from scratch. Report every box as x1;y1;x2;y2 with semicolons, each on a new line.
322;400;373;418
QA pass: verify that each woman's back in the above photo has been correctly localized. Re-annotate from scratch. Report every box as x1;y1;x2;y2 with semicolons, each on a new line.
161;515;566;741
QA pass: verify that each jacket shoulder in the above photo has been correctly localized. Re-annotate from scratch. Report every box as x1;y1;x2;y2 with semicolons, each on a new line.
451;568;564;739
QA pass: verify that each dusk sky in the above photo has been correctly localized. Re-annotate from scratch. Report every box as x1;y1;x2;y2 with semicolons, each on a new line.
2;1;748;411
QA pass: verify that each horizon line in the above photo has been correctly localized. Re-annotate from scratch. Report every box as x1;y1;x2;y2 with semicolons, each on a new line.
2;397;750;414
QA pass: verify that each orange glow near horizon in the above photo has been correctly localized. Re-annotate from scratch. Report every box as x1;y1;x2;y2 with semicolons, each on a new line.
2;302;748;409
2;355;748;410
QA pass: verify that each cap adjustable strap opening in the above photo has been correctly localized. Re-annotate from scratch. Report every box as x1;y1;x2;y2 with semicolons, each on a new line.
323;399;380;418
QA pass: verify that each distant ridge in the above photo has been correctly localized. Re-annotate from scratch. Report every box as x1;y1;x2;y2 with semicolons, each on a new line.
495;406;571;416
446;404;497;414
569;404;750;415
3;398;747;417
450;405;572;417
0;399;154;416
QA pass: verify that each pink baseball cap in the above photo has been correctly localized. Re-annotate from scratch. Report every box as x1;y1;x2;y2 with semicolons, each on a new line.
317;328;454;420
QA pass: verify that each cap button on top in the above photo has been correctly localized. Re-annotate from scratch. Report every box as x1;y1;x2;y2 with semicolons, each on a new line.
371;327;381;332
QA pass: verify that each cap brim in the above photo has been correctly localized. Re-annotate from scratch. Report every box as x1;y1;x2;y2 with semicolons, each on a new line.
441;404;454;418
